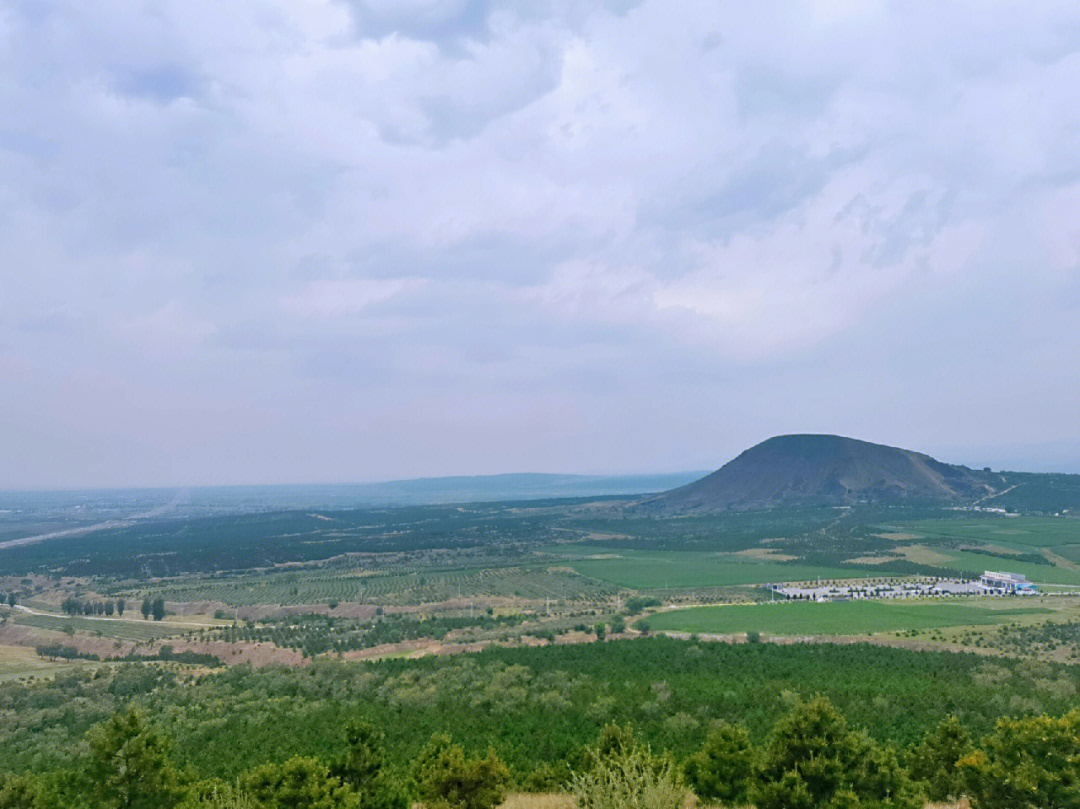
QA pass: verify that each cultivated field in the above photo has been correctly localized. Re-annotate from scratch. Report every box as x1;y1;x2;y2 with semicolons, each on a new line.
0;643;91;682
117;563;618;607
907;516;1080;548
12;612;197;642
542;545;882;589
642;598;1053;637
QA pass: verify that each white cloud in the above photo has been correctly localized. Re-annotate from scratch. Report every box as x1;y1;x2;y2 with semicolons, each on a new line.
4;0;1080;485
524;259;655;320
114;301;217;357
279;278;426;317
1044;183;1080;273
525;165;985;358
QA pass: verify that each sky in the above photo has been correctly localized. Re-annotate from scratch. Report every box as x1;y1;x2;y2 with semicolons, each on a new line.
3;0;1080;489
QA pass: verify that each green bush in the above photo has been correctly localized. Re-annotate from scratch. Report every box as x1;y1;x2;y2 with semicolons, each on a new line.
330;721;409;809
86;709;186;809
571;747;683;809
0;772;43;809
959;710;1080;809
907;715;972;801
683;721;755;805
625;596;662;615
521;762;572;793
752;697;921;809
241;757;357;809
413;734;508;809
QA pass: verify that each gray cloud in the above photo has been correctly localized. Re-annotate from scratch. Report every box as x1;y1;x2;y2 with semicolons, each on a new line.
4;0;1080;487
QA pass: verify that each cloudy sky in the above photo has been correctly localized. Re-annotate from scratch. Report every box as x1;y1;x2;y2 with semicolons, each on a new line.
4;0;1080;488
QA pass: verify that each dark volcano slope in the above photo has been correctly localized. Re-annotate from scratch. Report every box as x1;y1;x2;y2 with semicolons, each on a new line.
650;434;1001;512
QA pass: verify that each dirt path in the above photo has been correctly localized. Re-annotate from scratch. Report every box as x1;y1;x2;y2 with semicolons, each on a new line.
0;520;131;550
973;484;1018;505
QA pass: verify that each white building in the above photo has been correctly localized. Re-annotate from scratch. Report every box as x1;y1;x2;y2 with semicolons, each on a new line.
979;571;1037;593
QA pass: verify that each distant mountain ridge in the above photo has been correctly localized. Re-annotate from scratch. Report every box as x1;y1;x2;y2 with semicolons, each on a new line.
649;434;1004;512
170;471;709;512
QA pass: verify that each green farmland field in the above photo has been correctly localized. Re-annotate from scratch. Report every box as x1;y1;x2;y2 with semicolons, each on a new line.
544;545;882;589
904;516;1080;549
931;549;1080;585
643;599;1051;636
13;613;185;642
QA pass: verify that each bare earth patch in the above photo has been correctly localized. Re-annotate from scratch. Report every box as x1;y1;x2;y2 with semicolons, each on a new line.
735;548;797;561
843;555;897;565
342;639;447;661
497;792;963;809
145;638;306;667
0;621;305;668
499;794;574;809
959;543;1024;557
895;545;954;565
875;532;923;541
0;622;135;658
556;630;595;645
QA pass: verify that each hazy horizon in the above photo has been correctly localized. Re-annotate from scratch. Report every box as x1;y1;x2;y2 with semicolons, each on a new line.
6;2;1080;489
8;435;1080;493
0;469;710;496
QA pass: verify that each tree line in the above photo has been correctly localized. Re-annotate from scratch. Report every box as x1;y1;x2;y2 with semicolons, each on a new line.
1;696;1077;808
679;696;1080;808
60;595;166;620
60;597;124;617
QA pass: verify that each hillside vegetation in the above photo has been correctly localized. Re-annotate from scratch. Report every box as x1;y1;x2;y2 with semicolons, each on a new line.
1;639;1078;807
648;435;1003;512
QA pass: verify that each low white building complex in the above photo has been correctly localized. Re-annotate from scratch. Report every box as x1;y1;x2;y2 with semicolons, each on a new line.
979;571;1037;594
768;570;1040;602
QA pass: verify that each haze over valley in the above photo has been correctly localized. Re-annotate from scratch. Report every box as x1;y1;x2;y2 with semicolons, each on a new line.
5;2;1080;808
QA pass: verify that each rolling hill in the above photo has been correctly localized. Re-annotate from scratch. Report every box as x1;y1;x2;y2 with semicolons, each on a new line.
649;434;1004;512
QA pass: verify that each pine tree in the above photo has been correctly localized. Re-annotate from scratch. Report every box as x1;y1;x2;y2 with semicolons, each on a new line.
86;710;185;809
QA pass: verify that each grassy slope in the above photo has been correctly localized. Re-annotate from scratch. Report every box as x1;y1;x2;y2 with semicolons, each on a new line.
0;644;87;682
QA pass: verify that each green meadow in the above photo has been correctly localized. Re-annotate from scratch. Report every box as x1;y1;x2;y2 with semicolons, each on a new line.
643;599;1051;636
13;612;185;642
928;549;1080;585
904;516;1080;549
